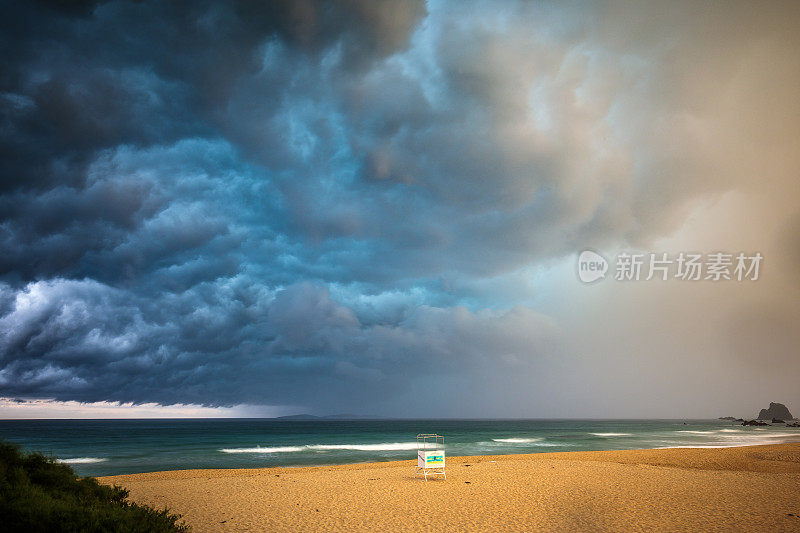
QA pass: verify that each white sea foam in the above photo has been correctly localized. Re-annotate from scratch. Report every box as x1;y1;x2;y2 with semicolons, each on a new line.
738;433;798;439
657;432;800;449
483;440;566;447
220;442;419;454
590;433;632;437
677;430;716;434
221;446;305;454
57;457;107;464
492;438;542;443
306;443;419;451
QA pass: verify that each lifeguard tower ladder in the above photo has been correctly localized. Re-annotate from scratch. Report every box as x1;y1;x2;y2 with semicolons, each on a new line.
414;434;445;481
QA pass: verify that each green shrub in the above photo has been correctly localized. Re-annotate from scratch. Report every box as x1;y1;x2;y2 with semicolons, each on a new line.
0;440;188;532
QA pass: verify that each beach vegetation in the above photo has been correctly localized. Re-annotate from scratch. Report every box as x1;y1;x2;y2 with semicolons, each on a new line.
0;440;188;532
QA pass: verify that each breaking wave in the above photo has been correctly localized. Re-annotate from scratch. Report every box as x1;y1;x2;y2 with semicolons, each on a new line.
492;438;543;443
220;446;305;454
220;442;419;454
57;457;108;464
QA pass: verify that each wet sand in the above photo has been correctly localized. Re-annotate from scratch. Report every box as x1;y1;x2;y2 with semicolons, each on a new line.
99;442;800;532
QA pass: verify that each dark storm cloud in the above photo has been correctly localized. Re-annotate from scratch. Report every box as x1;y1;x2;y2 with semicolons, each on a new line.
1;0;798;414
0;278;559;412
0;0;424;191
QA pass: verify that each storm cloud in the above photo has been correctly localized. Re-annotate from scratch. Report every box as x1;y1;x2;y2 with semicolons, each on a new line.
1;0;798;416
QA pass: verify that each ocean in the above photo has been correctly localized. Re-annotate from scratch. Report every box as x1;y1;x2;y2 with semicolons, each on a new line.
2;418;799;477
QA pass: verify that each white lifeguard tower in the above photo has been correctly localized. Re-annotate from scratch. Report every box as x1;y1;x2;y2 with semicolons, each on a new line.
414;434;445;481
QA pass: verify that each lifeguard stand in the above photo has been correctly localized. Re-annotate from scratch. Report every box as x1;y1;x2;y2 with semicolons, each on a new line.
414;434;445;481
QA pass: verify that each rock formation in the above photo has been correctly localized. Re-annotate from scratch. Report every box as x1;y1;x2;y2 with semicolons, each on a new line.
757;402;793;421
742;419;770;426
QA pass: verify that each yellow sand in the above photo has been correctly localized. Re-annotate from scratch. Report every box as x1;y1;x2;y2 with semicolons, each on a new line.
99;443;800;532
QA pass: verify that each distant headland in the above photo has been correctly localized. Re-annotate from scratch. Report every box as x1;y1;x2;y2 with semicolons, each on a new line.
272;414;384;421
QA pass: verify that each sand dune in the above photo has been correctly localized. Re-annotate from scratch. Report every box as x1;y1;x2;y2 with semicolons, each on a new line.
99;443;800;532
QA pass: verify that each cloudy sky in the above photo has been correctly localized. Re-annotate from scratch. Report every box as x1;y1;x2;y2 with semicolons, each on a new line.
1;0;798;419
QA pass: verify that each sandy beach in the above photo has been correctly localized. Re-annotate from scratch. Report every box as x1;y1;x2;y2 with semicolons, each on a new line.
99;442;800;532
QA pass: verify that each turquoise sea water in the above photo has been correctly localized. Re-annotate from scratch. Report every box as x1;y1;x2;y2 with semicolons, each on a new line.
2;419;799;477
